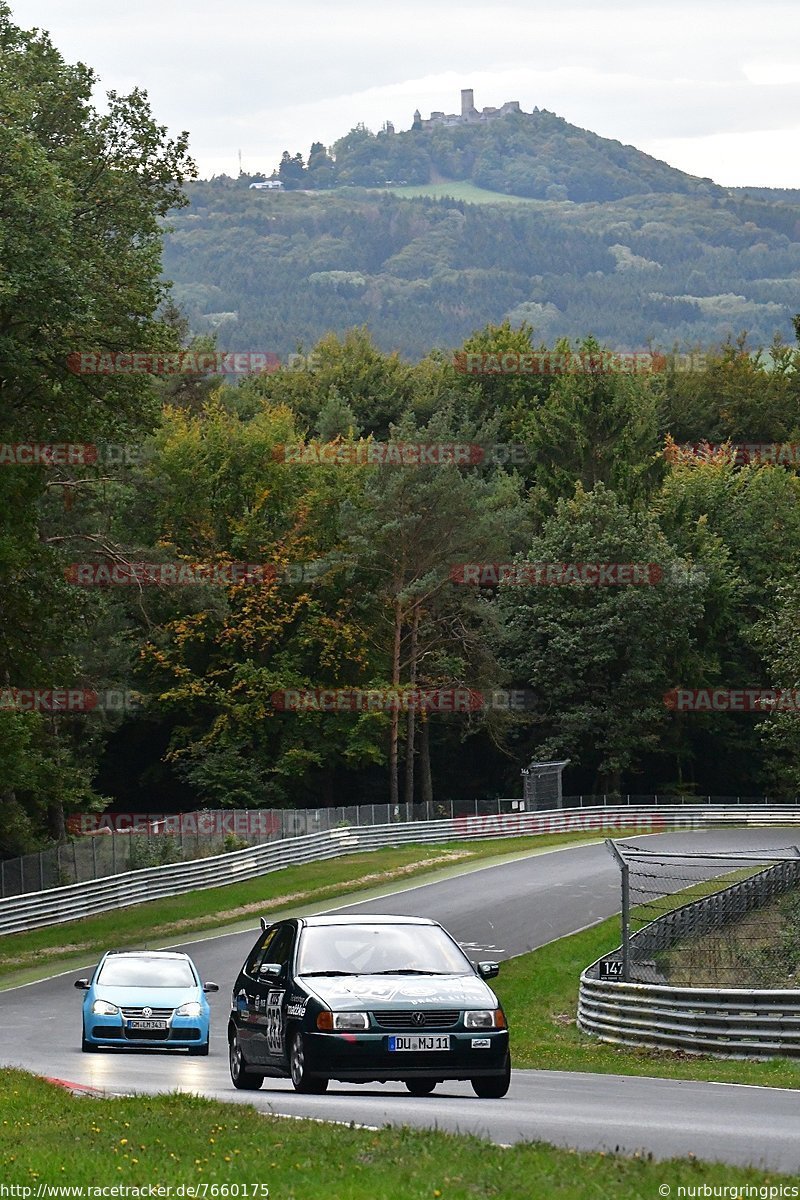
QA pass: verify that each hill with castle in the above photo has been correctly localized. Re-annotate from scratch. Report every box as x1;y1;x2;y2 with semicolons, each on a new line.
266;88;723;202
162;90;800;360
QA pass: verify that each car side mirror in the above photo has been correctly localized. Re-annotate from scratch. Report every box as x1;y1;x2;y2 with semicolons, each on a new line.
203;981;219;993
258;962;284;979
74;978;90;990
477;961;500;980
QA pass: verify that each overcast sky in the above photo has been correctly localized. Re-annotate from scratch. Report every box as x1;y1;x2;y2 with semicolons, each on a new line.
8;0;800;188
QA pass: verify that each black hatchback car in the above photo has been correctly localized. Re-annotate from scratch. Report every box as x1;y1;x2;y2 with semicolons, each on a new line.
227;914;510;1097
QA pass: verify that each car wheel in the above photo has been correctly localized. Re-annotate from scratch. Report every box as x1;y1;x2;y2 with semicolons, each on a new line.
471;1056;511;1099
229;1034;263;1089
289;1031;328;1094
405;1078;437;1096
189;1040;210;1056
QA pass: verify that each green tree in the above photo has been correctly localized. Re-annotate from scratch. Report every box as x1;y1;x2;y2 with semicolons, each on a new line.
515;337;666;515
337;408;528;806
497;485;702;792
0;3;195;845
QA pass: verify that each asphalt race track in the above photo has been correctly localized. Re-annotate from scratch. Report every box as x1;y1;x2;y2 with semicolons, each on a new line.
2;828;799;1170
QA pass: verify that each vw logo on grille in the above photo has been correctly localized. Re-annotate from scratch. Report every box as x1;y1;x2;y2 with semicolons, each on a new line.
411;1011;426;1027
142;1007;152;1017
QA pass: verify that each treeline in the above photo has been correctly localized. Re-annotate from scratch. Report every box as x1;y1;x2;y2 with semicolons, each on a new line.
267;109;719;202
6;316;800;855
162;183;800;357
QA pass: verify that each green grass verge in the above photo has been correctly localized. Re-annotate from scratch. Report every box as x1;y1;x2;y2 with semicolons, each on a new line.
2;1069;796;1195
499;915;800;1088
0;831;629;988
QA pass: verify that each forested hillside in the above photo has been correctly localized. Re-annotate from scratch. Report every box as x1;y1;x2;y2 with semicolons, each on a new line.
272;108;720;201
162;181;800;358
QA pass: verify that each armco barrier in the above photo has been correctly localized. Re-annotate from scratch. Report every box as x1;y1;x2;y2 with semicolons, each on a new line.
578;977;800;1058
3;794;799;898
2;805;800;937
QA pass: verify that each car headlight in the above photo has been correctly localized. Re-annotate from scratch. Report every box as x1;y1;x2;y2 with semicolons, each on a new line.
464;1009;500;1029
331;1012;371;1032
176;1001;202;1018
91;999;120;1016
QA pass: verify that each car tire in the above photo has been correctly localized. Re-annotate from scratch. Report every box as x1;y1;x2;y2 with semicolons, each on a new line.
289;1031;328;1094
229;1034;263;1089
471;1056;511;1099
189;1040;210;1056
405;1078;437;1096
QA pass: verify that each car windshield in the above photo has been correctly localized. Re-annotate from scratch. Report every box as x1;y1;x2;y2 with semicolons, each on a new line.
97;957;196;988
296;923;473;976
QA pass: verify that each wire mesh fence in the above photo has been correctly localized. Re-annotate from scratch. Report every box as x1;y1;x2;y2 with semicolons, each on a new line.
0;798;500;897
606;840;800;987
3;793;799;899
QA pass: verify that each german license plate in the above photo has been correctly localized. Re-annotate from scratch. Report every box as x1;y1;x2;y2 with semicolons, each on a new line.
388;1035;450;1052
126;1019;167;1031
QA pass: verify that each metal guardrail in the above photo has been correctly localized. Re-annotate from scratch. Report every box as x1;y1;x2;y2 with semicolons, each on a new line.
2;804;800;937
578;853;800;1056
4;792;799;899
578;977;800;1057
6;792;800;899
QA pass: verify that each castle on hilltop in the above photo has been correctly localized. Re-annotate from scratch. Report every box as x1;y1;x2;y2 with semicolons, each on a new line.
412;89;522;130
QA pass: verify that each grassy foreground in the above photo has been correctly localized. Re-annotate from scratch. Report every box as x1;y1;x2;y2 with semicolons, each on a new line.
0;831;631;986
499;916;800;1089
1;1069;796;1196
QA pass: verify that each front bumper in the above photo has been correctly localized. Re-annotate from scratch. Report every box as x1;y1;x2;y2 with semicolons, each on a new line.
303;1029;509;1081
85;1016;209;1048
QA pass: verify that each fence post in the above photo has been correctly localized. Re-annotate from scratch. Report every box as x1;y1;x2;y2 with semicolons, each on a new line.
91;836;97;880
605;839;630;982
39;851;44;892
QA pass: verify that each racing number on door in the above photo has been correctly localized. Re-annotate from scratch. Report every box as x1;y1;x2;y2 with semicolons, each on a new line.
266;989;284;1055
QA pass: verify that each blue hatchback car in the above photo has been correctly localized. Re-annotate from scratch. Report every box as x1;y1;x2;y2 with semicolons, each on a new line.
75;950;218;1054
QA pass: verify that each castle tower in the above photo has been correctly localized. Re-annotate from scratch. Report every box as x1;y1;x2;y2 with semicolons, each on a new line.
461;88;475;117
